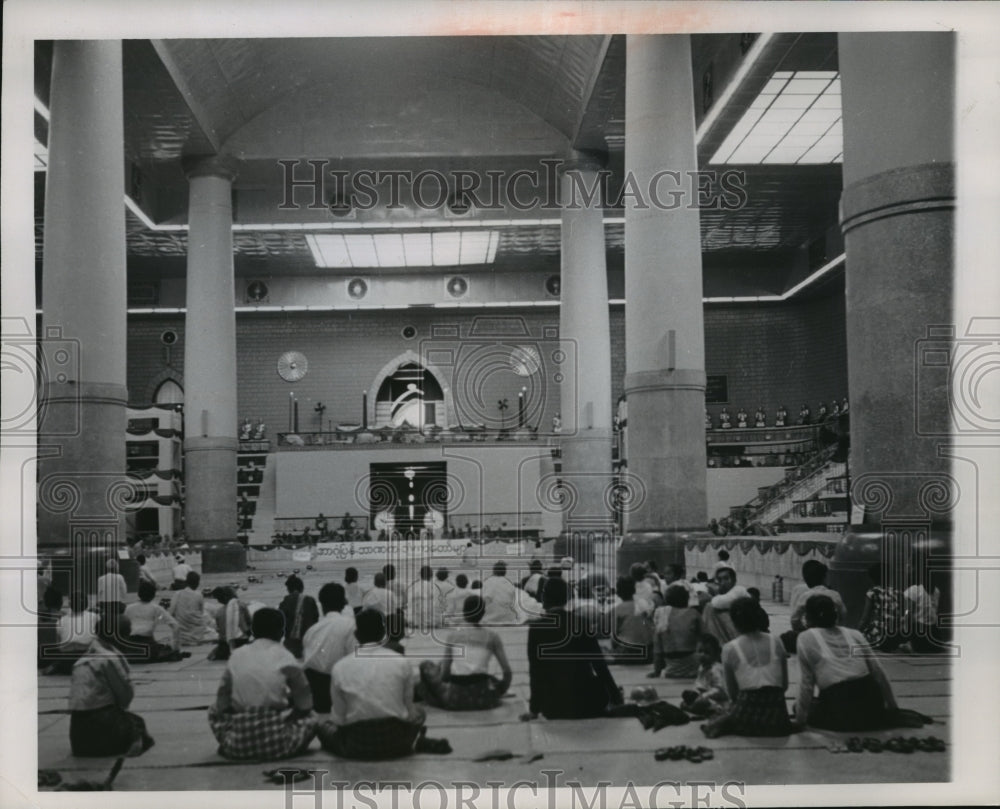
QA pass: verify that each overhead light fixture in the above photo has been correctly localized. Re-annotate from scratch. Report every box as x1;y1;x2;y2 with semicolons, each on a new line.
305;232;499;269
709;71;842;165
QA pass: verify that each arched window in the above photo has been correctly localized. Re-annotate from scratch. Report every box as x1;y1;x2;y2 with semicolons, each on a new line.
375;363;444;428
153;378;184;405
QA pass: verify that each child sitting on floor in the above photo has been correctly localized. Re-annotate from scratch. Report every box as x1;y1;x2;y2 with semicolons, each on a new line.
648;584;701;679
681;635;729;716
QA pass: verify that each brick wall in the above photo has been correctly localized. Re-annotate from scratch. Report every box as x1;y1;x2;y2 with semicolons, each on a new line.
703;290;848;421
126;291;846;431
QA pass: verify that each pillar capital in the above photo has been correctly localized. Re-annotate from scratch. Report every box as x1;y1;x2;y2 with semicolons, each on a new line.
181;154;240;182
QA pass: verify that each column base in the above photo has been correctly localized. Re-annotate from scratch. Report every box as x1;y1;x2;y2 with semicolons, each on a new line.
827;525;952;630
199;541;248;574
619;529;712;578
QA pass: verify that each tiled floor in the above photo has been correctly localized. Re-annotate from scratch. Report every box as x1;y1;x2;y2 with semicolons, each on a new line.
37;559;951;792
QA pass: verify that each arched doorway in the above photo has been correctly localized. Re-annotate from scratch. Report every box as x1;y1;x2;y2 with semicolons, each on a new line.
369;352;452;428
153;378;184;405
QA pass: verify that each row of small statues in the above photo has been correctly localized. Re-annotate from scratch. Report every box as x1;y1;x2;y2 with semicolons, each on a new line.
239;418;267;441
707;398;849;430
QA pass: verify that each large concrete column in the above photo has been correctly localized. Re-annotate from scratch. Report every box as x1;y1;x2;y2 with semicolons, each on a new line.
832;33;955;628
182;157;240;551
557;154;614;562
620;35;708;571
38;41;128;591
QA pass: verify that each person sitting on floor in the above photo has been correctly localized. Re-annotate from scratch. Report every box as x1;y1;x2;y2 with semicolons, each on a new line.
434;568;455;619
136;553;158;590
700;565;750;646
68;611;155;757
382;564;407;607
318;609;429;759
418;595;513;711
407;566;439;629
169;571;206;646
794;594;901;732
525;578;625;720
782;560;847;654
701;598;792;738
384;608;408;655
681;635;730;717
361;572;392;615
37;585;65;670
648;584;702;679
445;574;471;620
170;555;193;591
97;559;127;616
901;565;945;653
610;577;655;663
521;559;545;601
858;563;905;652
49;591;100;674
481;561;519;624
343;567;368;615
278;574;320;659
302;583;357;714
209;607;317;761
209;587;250;661
123;579;183;663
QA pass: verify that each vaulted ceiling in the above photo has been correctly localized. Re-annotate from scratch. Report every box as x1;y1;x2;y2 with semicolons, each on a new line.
33;33;845;301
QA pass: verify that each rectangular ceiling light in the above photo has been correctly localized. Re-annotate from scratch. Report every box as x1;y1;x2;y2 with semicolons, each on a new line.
306;231;500;269
709;71;842;165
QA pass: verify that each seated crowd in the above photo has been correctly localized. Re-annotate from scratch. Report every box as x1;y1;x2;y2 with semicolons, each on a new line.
41;548;939;762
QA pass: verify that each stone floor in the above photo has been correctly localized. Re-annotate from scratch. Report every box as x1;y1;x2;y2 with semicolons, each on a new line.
36;558;952;795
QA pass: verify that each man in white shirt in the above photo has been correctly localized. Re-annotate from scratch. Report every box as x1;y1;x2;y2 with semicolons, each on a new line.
361;573;392;614
444;574;470;622
407;566;439;629
783;560;847;653
481;561;518;624
96;559;127;615
318;609;427;759
302;583;356;713
171;555;193;590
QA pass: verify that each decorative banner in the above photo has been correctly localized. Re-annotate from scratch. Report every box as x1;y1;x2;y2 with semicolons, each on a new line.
292;550;312;563
774;542;790;555
740;539;756;554
695;539;711;553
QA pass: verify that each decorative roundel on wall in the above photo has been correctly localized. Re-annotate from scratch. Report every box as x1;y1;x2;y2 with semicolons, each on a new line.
159;329;178;346
347;278;369;299
401;325;418;340
545;274;561;297
446;276;469;298
246;280;269;302
277;351;309;382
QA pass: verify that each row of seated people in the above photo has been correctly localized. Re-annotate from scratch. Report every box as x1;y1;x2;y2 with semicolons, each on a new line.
707;398;849;430
49;553;940;762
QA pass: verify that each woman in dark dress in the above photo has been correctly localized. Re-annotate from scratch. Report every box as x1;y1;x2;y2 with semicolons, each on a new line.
525;578;623;720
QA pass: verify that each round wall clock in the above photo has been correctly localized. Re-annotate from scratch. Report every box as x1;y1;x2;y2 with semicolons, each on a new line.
277;351;308;382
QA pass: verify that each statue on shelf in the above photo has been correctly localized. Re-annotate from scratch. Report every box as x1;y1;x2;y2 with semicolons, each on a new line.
775;405;788;428
239;418;252;441
705;409;713;430
552;412;562;434
841;397;849;415
754;405;766;428
253;420;266;440
719;407;732;429
736;407;748;428
798;404;812;425
831;400;841;417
